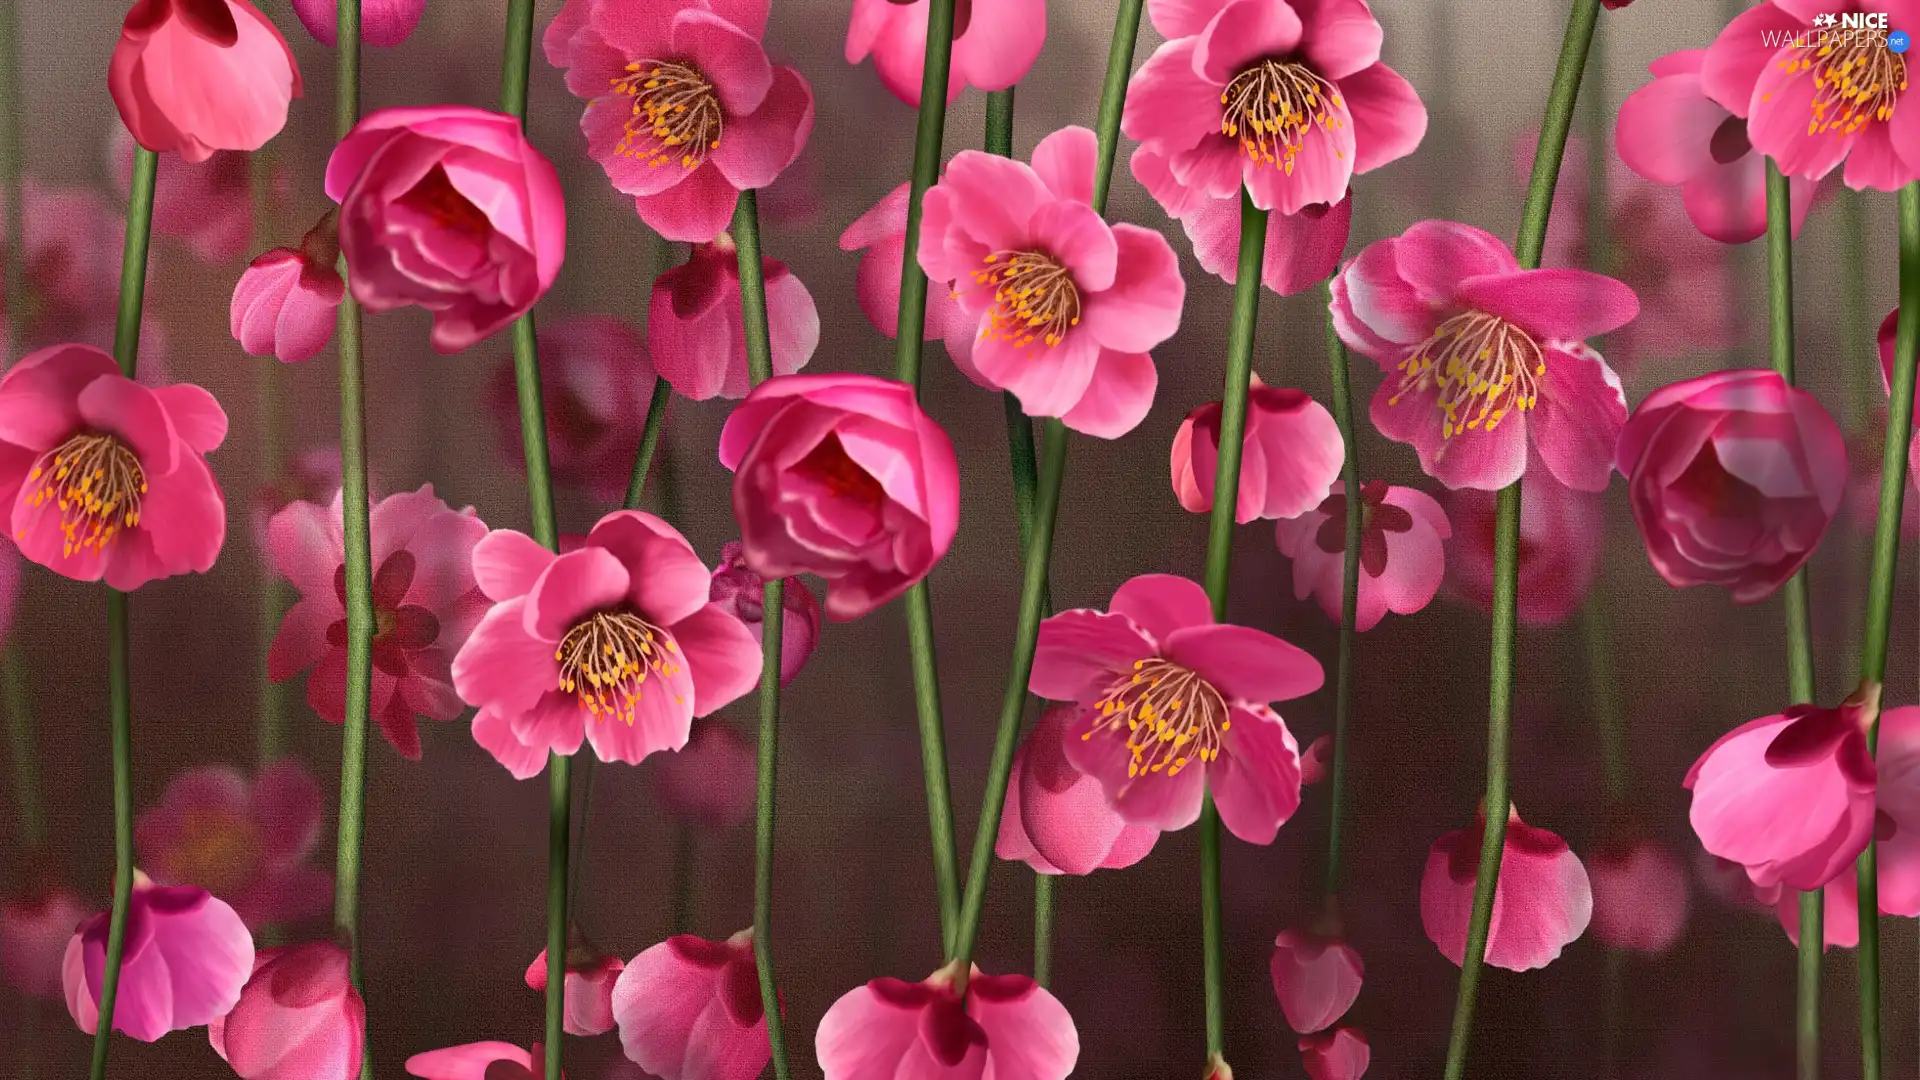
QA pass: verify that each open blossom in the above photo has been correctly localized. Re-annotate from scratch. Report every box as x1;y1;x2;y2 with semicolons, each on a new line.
1421;807;1592;971
485;316;658;501
720;374;960;621
407;1042;548;1080
1587;838;1690;953
709;541;822;685
1122;0;1426;216
1270;929;1362;1034
545;0;814;242
269;487;490;759
135;759;332;930
919;126;1183;438
612;931;769;1080
1035;573;1320;844
64;874;255;1041
326;106;565;353
1300;1028;1370;1080
846;0;1046;106
650;238;819;401
231;213;347;364
1701;0;1920;190
1333;221;1637;492
1445;463;1602;627
110;0;301;163
0;343;226;590
996;704;1160;875
292;0;428;45
841;182;973;359
1276;481;1449;631
253;448;347;549
1171;378;1342;522
110;125;260;263
528;935;624;1037
3;886;89;997
455;511;763;778
654;720;757;828
210;941;366;1080
1131;147;1352;296
817;964;1078;1080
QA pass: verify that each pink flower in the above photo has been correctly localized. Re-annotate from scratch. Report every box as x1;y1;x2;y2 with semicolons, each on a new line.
528;937;624;1037
135;759;332;930
650;238;819;401
0;343;227;589
1587;838;1690;953
846;0;1046;106
2;886;89;997
840;183;973;359
209;941;366;1080
1034;573;1321;844
1421;807;1593;971
547;0;814;242
484;316;658;501
1700;0;1920;190
253;448;347;550
654;720;757;828
1172;378;1342;522
709;540;822;685
1685;690;1879;891
816;964;1078;1080
917;126;1183;438
231;214;347;365
1333;220;1637;491
1298;733;1332;784
292;0;428;46
719;374;960;621
611;930;769;1080
455;510;763;777
1269;928;1361;1034
325;106;565;353
995;704;1160;875
110;125;258;263
1616;49;1815;244
63;875;255;1041
1276;481;1449;631
407;1042;549;1080
109;0;301;163
1444;468;1601;627
268;487;490;759
0;181;124;347
1130;147;1352;297
1877;307;1918;492
1617;369;1846;604
1299;1027;1369;1080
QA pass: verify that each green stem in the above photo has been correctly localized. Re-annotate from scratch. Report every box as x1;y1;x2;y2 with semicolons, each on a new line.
1322;286;1358;904
623;379;673;511
1799;889;1824;1080
1032;874;1053;988
251;38;291;769
1578;599;1629;805
3;647;43;848
985;88;1016;158
1841;193;1871;433
1090;0;1144;215
568;755;596;915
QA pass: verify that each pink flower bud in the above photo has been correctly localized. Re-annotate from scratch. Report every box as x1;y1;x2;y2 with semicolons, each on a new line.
231;223;345;364
292;0;428;47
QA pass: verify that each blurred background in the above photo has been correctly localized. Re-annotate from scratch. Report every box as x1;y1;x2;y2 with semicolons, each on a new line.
2;0;1918;1076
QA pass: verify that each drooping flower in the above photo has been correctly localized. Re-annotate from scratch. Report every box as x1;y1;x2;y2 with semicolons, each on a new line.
0;181;125;348
719;373;960;621
1269;928;1362;1034
109;0;302;163
846;0;1047;106
1034;573;1320;844
484;315;658;501
653;719;757;828
1587;838;1690;953
1444;466;1601;627
110;125;259;263
649;237;819;401
528;933;624;1037
0;342;226;589
708;540;821;685
1616;368;1846;604
268;487;490;760
231;213;347;365
292;0;428;46
1129;148;1352;297
135;759;332;930
1275;480;1449;631
1171;377;1342;522
209;941;366;1080
325;106;565;353
840;182;973;360
455;510;763;777
1299;1027;1369;1080
611;930;769;1080
918;125;1183;438
996;704;1160;875
1333;221;1638;491
816;964;1078;1080
1420;807;1593;971
63;874;255;1041
1121;0;1427;216
407;1042;549;1080
546;0;815;242
2;886;89;998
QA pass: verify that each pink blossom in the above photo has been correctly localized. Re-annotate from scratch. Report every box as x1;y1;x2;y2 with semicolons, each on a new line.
1269;928;1361;1034
1421;807;1593;971
2;886;89;997
455;510;763;777
840;182;973;361
995;704;1160;875
650;238;819;401
253;448;347;551
719;373;960;621
0;181;124;347
1587;838;1690;953
1276;480;1449;630
546;0;814;242
846;0;1046;105
110;125;258;263
209;941;366;1080
64;875;255;1041
528;937;625;1037
1172;378;1342;522
1700;0;1920;190
135;759;332;930
484;316;658;501
611;931;769;1080
1444;468;1602;627
1333;220;1636;491
109;0;301;163
0;343;227;589
709;540;822;685
918;126;1183;438
654;720;757;828
292;0;428;45
1299;1027;1369;1080
1121;0;1426;215
816;964;1078;1080
1617;368;1846;604
268;487;490;760
325;106;565;353
1130;147;1351;297
231;214;347;364
1298;734;1332;785
407;1042;548;1080
1034;573;1320;844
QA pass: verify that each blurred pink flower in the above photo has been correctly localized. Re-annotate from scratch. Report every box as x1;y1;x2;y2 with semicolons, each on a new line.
846;0;1046;106
209;941;366;1080
996;704;1160;875
1587;838;1690;953
64;875;255;1041
1858;309;1920;527
407;1042;548;1080
840;182;972;360
231;213;346;364
650;238;819;401
919;126;1183;439
2;886;89;997
709;540;821;685
456;511;762;777
485;315;657;501
1445;468;1602;627
1130;148;1351;297
1298;734;1332;785
1270;928;1361;1034
0;181;124;347
253;448;347;550
1299;1027;1369;1080
136;759;332;930
1035;573;1320;844
719;374;960;621
1421;807;1592;971
110;125;256;263
293;0;428;45
1277;480;1449;631
269;486;490;759
654;720;756;828
1172;378;1341;522
109;0;301;163
528;937;624;1037
326;106;565;353
611;930;769;1080
1333;221;1636;491
816;964;1077;1080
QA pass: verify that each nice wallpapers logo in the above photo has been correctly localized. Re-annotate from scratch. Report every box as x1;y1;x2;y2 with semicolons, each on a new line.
1766;10;1912;51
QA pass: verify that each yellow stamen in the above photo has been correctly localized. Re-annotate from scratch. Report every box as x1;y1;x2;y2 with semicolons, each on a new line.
21;432;145;559
1218;59;1344;175
610;60;724;169
967;250;1082;353
1781;35;1906;138
1387;311;1546;438
1079;657;1229;780
555;611;683;725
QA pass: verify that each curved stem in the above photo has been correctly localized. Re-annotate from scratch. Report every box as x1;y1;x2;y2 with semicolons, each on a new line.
623;379;673;511
1322;284;1358;904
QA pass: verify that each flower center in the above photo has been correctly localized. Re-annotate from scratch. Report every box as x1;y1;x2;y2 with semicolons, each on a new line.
22;432;146;558
555;610;681;724
611;60;724;170
1784;36;1907;137
1081;658;1230;778
397;165;492;238
1389;311;1545;439
970;250;1081;349
1708;115;1752;163
795;432;888;504
1219;59;1344;175
163;811;263;898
